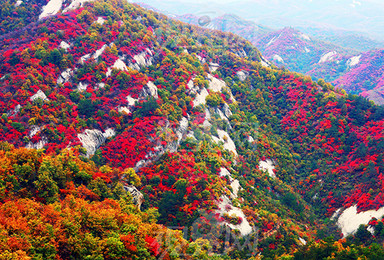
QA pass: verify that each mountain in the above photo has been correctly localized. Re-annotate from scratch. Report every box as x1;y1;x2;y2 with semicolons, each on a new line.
334;49;384;103
1;0;384;258
133;0;384;41
299;26;384;53
253;27;357;78
177;12;384;105
179;13;272;44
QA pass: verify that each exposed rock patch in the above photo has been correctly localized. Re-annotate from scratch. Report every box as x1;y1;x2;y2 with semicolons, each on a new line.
106;58;128;77
30;90;48;102
57;68;73;84
7;104;21;117
337;205;384;237
59;41;71;51
26;136;48;150
236;70;248;82
124;185;144;209
259;159;276;178
193;87;209;107
39;0;63;20
140;81;158;99
78;128;115;157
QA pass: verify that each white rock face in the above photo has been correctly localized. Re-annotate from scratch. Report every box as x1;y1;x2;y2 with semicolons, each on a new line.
141;81;158;99
193;87;209;107
167;117;189;153
129;49;153;70
127;95;137;106
220;167;231;177
63;0;94;13
187;78;199;95
216;108;228;121
235;49;247;58
135;50;153;66
231;179;240;198
124;185;144;209
196;54;206;64
176;117;188;142
77;82;88;92
113;59;128;70
209;63;220;72
15;0;23;7
26;136;48;150
272;54;284;63
107;59;128;77
78;130;105;157
57;68;72;84
118;106;131;114
78;128;115;157
79;53;91;64
247;135;255;143
59;41;71;51
202;108;212;129
208;74;226;92
299;33;311;41
212;129;237;156
260;55;271;67
331;208;342;221
266;35;279;47
103;128;115;138
96;83;105;89
186;131;196;140
95;17;106;25
299;237;307;245
93;44;107;60
337;205;384;237
187;79;194;90
205;108;211;121
222;103;232;118
39;0;63;20
304;47;311;53
347;55;361;67
236;70;248;82
7;104;21;117
30;90;48;102
259;159;275;178
29;125;41;138
319;51;337;63
216;196;253;236
203;119;212;129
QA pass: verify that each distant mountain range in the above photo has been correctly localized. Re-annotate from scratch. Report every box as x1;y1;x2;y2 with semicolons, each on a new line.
133;0;384;42
176;13;384;105
299;26;384;53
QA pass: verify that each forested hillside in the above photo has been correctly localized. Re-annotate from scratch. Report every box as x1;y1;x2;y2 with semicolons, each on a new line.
0;0;384;259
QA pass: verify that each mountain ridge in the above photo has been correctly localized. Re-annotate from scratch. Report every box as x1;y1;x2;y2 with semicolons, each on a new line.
175;11;384;105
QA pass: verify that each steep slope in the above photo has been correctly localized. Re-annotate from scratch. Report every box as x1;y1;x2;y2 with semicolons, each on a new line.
0;0;384;258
